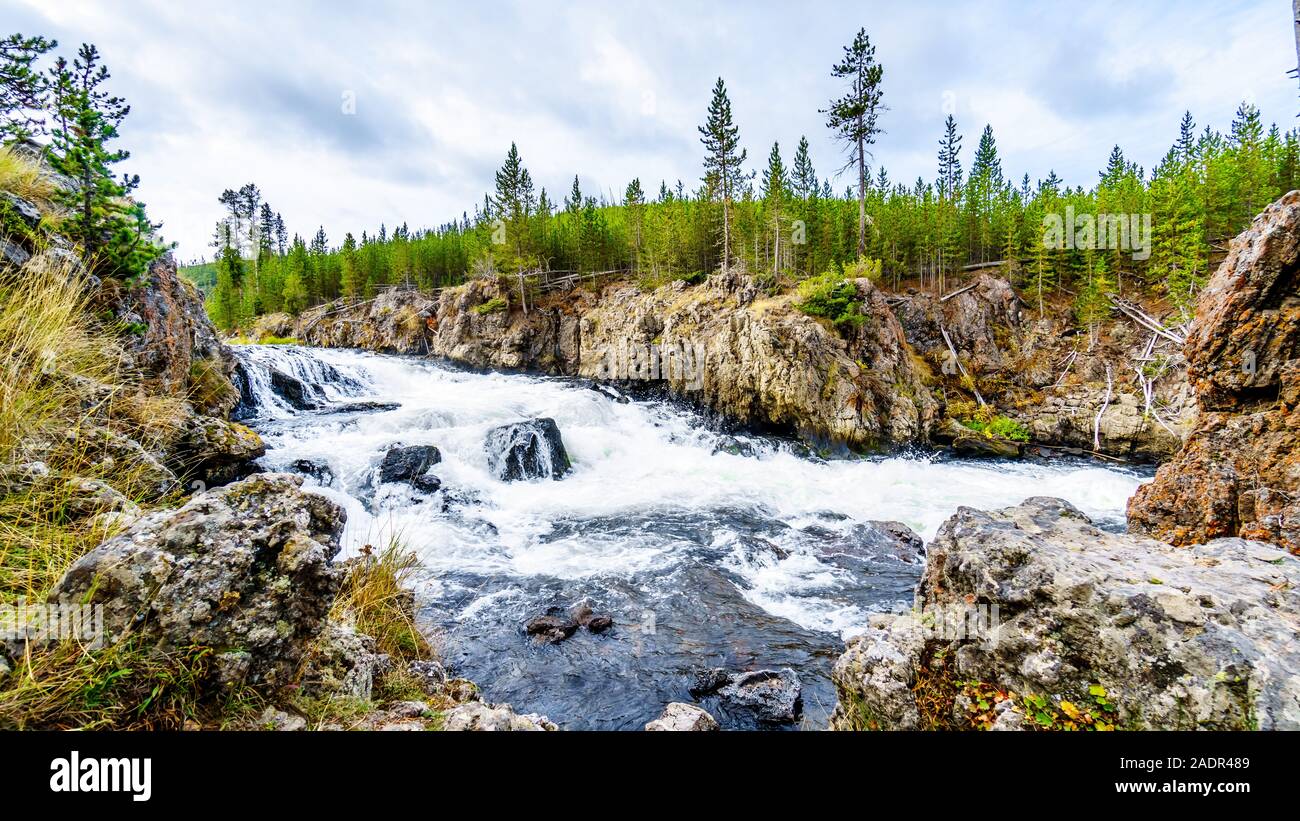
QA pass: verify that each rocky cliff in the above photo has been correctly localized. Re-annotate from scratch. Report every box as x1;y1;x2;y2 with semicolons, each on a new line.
1129;191;1300;552
303;270;939;451
301;268;1191;458
893;274;1194;459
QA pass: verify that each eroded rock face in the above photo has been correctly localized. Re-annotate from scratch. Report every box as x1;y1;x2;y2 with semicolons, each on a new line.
580;275;937;451
830;497;1300;731
892;273;1193;459
302;273;939;451
100;254;236;409
1129;191;1300;551
49;474;346;688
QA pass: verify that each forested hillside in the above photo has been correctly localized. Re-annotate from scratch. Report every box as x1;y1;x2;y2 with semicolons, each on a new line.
188;30;1295;342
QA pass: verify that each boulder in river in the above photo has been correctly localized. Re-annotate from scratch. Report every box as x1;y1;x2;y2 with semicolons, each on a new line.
645;702;719;731
831;497;1300;730
291;458;334;486
691;667;803;724
379;444;441;484
269;368;317;410
485;418;571;481
526;614;578;644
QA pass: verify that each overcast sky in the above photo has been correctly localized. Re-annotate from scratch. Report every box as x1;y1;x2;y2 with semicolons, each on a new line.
7;0;1296;261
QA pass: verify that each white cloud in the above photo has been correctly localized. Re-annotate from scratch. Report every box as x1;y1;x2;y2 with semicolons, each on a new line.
8;0;1295;259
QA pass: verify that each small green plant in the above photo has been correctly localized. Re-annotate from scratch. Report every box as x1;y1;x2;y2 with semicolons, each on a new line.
473;296;508;315
957;405;1030;442
795;268;867;331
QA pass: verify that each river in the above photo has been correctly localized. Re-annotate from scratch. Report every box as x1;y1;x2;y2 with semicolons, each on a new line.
234;344;1150;730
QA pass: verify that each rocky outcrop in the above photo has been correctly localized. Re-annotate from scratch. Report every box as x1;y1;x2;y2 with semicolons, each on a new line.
98;255;238;411
893;273;1193;459
49;474;346;688
830;497;1300;731
301;267;1195;457
303;272;939;451
645;702;719;731
1129;191;1300;551
175;417;266;487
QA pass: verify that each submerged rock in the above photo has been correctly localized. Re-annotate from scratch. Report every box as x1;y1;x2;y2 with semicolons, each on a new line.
525;614;578;644
645;702;719;731
48;473;346;688
378;444;441;484
831;497;1300;730
525;603;613;644
291;458;334;486
485;418;571;481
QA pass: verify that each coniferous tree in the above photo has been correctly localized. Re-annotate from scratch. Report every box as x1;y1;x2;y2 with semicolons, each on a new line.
936;114;963;199
0;33;56;140
698;77;747;272
824;27;885;258
340;232;361;299
48;44;163;279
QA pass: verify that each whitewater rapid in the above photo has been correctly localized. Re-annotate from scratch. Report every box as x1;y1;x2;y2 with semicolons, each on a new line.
234;344;1150;728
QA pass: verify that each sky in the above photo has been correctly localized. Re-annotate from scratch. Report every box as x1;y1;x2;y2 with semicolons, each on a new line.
6;0;1296;261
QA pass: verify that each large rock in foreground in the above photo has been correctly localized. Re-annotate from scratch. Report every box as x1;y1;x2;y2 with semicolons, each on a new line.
831;497;1300;731
1129;191;1300;551
49;474;346;688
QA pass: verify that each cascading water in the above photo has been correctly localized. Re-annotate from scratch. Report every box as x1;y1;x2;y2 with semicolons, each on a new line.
233;344;1151;729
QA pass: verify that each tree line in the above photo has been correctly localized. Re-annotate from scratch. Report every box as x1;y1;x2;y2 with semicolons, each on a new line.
184;28;1299;333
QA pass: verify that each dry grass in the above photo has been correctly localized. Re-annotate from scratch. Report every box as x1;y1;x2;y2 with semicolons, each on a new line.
329;538;434;660
0;144;55;206
0;253;186;600
0;253;121;464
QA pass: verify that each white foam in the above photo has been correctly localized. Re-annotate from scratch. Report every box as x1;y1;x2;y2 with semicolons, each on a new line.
236;345;1150;637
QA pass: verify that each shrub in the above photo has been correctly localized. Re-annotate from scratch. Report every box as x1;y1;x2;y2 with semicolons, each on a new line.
329;539;433;660
796;268;867;330
959;404;1030;442
473;296;508;316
